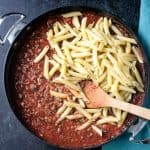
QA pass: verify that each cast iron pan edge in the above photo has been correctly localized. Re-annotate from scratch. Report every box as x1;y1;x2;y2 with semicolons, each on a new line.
3;6;150;150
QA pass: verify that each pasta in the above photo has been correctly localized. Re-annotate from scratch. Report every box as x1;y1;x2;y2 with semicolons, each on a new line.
92;125;103;136
34;45;49;63
50;90;68;98
62;11;82;18
33;11;144;137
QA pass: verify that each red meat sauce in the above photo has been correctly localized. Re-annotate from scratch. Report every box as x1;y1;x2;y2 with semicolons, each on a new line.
12;12;145;149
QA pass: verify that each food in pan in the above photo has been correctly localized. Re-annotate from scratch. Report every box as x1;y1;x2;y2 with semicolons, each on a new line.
13;11;144;148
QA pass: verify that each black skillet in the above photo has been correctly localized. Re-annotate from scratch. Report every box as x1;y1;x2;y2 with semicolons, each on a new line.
0;6;150;149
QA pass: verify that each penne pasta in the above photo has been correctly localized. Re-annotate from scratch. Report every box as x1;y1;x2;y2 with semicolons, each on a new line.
33;12;144;135
72;16;80;29
56;101;67;115
34;45;49;63
66;101;92;119
66;114;83;120
92;125;102;136
76;120;92;130
50;90;68;98
116;35;137;44
43;55;50;80
96;116;119;125
56;107;72;124
62;11;82;18
49;63;60;78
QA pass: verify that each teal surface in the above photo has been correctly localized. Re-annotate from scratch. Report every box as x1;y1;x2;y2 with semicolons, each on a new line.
103;0;150;150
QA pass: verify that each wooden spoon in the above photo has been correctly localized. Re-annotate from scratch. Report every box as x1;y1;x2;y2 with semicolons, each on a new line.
83;81;150;120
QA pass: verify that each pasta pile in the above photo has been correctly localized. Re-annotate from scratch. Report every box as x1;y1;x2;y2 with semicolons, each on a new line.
34;11;144;136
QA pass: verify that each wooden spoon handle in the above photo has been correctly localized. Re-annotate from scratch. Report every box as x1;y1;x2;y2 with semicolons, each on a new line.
108;98;150;120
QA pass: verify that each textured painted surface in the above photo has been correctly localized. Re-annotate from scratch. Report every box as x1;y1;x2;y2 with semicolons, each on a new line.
0;0;140;150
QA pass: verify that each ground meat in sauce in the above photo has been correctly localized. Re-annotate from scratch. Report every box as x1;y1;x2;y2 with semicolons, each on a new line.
12;11;145;149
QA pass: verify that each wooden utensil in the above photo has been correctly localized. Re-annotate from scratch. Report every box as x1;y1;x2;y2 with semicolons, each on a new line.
83;81;150;120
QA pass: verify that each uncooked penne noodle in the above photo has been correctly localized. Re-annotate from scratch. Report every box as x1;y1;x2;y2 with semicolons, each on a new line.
114;109;122;121
98;42;104;52
107;53;117;64
49;59;57;66
96;116;119;125
119;111;128;126
49;63;59;78
64;23;78;36
126;93;132;102
86;29;100;41
92;112;101;121
56;107;72;124
47;29;53;40
53;78;80;91
60;61;67;77
103;17;110;35
71;52;91;58
71;35;81;44
88;22;94;29
116;35;137;44
53;54;65;64
119;85;136;93
76;40;96;50
79;89;89;102
66;101;92;119
95;17;103;30
77;112;100;130
126;42;131;53
108;18;112;26
55;22;65;30
64;41;90;52
132;46;143;63
107;74;112;87
72;16;80;29
56;101;67;115
110;25;123;36
78;99;85;108
68;88;81;98
92;125;102;136
97;71;107;83
63;46;73;65
102;108;108;117
66;114;83;120
92;29;107;43
81;17;87;29
132;66;144;87
68;70;86;78
76;120;92;130
43;55;50;80
54;29;68;37
85;109;101;114
54;44;66;59
62;11;82;18
53;23;59;34
50;90;68;98
34;45;49;63
74;62;88;75
54;33;74;42
75;59;94;71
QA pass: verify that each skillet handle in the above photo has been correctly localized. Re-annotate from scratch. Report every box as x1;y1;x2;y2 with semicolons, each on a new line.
128;118;148;143
0;13;26;45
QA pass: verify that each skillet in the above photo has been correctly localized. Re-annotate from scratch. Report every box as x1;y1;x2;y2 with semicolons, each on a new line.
0;6;150;149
